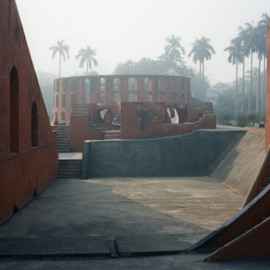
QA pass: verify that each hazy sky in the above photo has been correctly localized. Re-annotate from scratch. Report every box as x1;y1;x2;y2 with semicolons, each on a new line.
16;0;269;83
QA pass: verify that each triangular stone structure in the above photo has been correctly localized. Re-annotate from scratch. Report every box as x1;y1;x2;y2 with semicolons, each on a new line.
0;0;58;224
188;23;270;260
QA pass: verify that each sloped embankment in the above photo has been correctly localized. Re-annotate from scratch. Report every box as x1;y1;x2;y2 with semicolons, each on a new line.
211;128;265;196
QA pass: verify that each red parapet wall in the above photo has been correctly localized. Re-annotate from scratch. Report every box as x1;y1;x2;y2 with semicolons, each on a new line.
196;115;217;129
0;0;58;224
120;102;210;139
69;101;216;151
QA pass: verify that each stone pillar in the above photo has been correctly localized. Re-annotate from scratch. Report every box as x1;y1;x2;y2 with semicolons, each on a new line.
136;76;144;91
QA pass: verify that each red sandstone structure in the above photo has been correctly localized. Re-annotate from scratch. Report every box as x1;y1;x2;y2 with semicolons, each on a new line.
52;75;191;124
0;0;58;224
52;75;216;151
2;0;270;263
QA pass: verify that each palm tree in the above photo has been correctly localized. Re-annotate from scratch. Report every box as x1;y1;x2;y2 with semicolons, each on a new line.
164;35;185;72
49;40;69;77
258;13;270;113
76;46;98;74
188;36;215;100
253;21;268;114
225;39;244;119
237;27;251;112
240;22;257;113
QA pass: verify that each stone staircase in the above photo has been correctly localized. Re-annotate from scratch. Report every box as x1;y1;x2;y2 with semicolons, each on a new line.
52;126;71;153
57;159;82;178
104;130;121;140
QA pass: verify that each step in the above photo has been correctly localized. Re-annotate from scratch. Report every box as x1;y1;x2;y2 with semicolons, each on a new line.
56;142;70;145
57;149;71;153
57;160;82;178
104;130;120;140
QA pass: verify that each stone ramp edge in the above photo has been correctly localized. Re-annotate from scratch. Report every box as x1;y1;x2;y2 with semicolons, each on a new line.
0;234;206;259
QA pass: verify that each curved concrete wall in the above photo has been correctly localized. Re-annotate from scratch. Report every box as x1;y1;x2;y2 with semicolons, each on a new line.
81;130;246;178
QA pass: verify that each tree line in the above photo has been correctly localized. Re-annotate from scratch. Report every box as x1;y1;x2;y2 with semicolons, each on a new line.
47;12;270;126
224;13;270;121
113;34;215;102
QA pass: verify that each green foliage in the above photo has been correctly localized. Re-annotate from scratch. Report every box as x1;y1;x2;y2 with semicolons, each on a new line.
114;58;169;75
236;113;247;127
246;112;257;126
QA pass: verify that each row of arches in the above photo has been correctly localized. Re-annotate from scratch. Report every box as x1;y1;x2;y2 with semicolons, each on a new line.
54;112;67;121
84;77;154;92
54;79;80;93
96;92;151;104
54;94;77;108
10;66;38;152
54;92;153;108
54;90;186;108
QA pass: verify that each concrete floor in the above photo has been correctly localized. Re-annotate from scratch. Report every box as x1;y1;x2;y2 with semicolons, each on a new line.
0;177;243;239
1;176;265;269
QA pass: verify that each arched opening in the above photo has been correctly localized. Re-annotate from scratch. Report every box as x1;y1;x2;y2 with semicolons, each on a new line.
61;112;66;121
158;78;161;91
10;66;19;153
71;79;79;92
113;93;121;104
114;78;121;91
128;77;136;90
128;92;136;102
56;95;59;108
71;94;77;107
144;78;149;90
85;79;90;103
62;94;66;107
31;101;38;147
144;93;149;102
63;80;68;92
100;78;105;91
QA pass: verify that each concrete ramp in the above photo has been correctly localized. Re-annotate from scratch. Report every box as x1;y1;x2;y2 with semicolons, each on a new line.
188;128;270;260
211;128;265;196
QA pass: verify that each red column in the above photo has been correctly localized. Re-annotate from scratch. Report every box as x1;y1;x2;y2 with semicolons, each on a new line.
265;23;270;151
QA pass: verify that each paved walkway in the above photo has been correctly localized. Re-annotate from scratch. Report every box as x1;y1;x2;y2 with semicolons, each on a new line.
0;176;260;269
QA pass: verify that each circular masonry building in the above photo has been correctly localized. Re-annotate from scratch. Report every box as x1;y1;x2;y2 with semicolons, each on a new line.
52;74;191;124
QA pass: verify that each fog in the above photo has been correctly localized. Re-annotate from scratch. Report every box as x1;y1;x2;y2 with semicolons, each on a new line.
16;0;269;83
